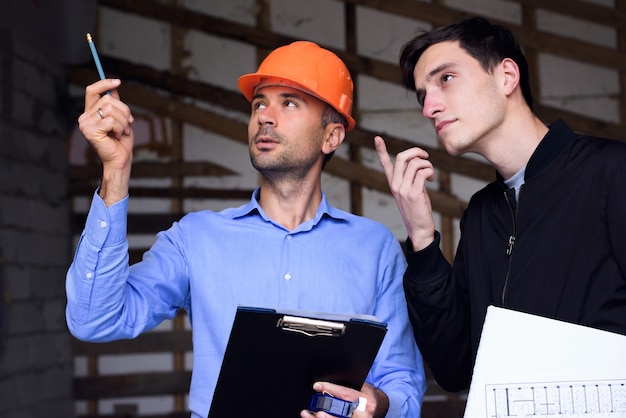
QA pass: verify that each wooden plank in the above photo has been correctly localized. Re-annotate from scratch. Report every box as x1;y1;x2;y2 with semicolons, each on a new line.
69;68;496;181
510;0;626;26
96;55;251;115
535;104;625;140
69;161;236;179
326;158;468;218
340;0;626;73
345;129;496;182
78;413;189;418
72;331;192;355
129;249;144;265
70;62;624;192
73;213;180;234
68;185;254;200
346;0;625;28
98;0;401;85
74;371;191;399
420;400;466;418
70;60;625;177
100;0;293;51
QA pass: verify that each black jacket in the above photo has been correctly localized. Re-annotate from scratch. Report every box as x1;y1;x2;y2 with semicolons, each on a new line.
403;119;626;392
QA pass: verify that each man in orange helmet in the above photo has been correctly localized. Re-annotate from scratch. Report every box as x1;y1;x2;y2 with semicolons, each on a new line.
66;41;426;418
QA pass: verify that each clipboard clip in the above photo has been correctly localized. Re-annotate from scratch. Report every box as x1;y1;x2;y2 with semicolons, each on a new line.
277;315;346;337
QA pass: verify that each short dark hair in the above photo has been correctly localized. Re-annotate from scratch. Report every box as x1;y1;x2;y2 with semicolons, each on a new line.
399;16;533;109
320;104;347;168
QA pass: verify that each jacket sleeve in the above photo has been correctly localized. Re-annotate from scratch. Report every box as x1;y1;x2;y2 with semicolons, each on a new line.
608;160;626;279
403;231;473;392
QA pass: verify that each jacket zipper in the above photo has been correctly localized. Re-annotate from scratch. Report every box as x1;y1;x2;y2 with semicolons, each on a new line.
501;188;519;304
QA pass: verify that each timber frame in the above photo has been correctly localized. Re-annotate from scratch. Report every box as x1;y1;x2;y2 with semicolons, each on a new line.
68;1;626;417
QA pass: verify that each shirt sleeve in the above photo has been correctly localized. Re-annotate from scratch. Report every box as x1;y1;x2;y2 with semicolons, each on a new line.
367;235;427;417
65;190;184;342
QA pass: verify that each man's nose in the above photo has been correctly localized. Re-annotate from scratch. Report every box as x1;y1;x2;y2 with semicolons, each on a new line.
257;106;276;126
422;93;442;119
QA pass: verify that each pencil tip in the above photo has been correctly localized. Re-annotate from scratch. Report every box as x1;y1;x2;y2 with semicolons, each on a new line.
86;33;93;43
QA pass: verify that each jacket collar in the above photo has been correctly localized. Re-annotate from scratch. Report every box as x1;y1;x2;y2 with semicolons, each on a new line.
496;118;575;185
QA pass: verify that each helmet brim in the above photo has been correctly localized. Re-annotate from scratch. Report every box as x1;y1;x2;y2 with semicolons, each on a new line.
237;73;356;131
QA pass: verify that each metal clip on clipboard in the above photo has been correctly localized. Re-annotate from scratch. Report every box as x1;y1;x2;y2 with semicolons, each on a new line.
277;315;346;337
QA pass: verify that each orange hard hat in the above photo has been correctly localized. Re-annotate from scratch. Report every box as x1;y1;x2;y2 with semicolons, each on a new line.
238;41;356;131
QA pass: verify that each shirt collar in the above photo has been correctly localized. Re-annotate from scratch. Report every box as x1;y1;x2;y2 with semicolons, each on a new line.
228;187;349;231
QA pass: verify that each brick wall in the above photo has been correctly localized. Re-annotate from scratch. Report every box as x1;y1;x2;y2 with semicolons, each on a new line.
0;29;75;418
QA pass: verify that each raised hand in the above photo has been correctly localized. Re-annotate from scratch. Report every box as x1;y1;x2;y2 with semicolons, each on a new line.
77;79;135;206
374;135;436;251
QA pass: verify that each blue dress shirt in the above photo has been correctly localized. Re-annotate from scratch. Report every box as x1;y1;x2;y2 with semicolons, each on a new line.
66;189;426;417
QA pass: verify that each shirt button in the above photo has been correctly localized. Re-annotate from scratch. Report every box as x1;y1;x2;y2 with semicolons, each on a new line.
284;273;291;281
98;220;108;228
286;235;292;240
85;272;93;280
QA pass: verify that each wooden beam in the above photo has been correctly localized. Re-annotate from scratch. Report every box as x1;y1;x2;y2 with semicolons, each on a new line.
74;196;465;236
72;331;192;355
98;0;401;84
74;371;191;399
98;56;250;114
78;413;189;418
339;0;626;72
510;0;626;27
535;104;625;140
68;184;254;200
70;60;624;189
70;66;494;181
73;213;180;234
325;158;468;219
69;161;236;179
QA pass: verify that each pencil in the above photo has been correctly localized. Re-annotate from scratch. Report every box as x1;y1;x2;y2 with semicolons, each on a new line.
86;33;111;95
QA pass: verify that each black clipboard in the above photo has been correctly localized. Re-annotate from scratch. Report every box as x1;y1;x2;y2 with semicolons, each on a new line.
207;306;388;418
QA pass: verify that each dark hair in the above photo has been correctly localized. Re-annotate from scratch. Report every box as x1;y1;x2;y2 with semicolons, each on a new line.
320;104;347;168
399;16;533;109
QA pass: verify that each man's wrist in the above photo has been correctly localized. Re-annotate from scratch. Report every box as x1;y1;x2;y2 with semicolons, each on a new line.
372;387;389;418
99;168;131;207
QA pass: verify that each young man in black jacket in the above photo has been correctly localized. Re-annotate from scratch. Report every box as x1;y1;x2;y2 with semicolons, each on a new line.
374;16;626;393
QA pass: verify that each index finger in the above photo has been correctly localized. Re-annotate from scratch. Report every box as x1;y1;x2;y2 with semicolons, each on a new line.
85;78;122;108
373;135;394;181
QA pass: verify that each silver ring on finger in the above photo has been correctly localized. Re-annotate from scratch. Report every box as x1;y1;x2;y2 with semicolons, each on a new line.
98;108;104;119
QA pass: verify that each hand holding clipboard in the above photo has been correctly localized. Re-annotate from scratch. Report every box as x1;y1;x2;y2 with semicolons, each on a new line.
207;306;387;418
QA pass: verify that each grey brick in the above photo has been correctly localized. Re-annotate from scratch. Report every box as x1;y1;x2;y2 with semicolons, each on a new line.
12;56;57;106
11;90;34;127
17;130;50;164
6;301;43;335
31;266;68;300
4;264;31;300
0;195;30;229
42;299;68;333
42;171;68;204
35;104;66;137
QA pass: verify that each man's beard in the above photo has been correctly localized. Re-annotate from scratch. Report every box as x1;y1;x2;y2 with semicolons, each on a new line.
249;127;318;181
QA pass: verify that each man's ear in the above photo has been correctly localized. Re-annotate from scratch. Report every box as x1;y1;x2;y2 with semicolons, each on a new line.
500;58;520;97
322;123;346;155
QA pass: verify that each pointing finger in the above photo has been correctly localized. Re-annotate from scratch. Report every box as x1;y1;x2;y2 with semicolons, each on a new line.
374;135;394;181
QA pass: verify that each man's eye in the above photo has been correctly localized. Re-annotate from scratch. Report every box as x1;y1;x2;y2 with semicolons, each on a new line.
253;102;266;110
285;100;297;107
441;74;453;83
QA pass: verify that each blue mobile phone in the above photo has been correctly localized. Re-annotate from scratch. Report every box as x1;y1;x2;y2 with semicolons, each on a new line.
309;393;359;418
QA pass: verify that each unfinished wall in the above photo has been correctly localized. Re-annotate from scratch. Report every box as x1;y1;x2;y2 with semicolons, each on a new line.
65;0;625;416
0;1;97;417
0;30;74;418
